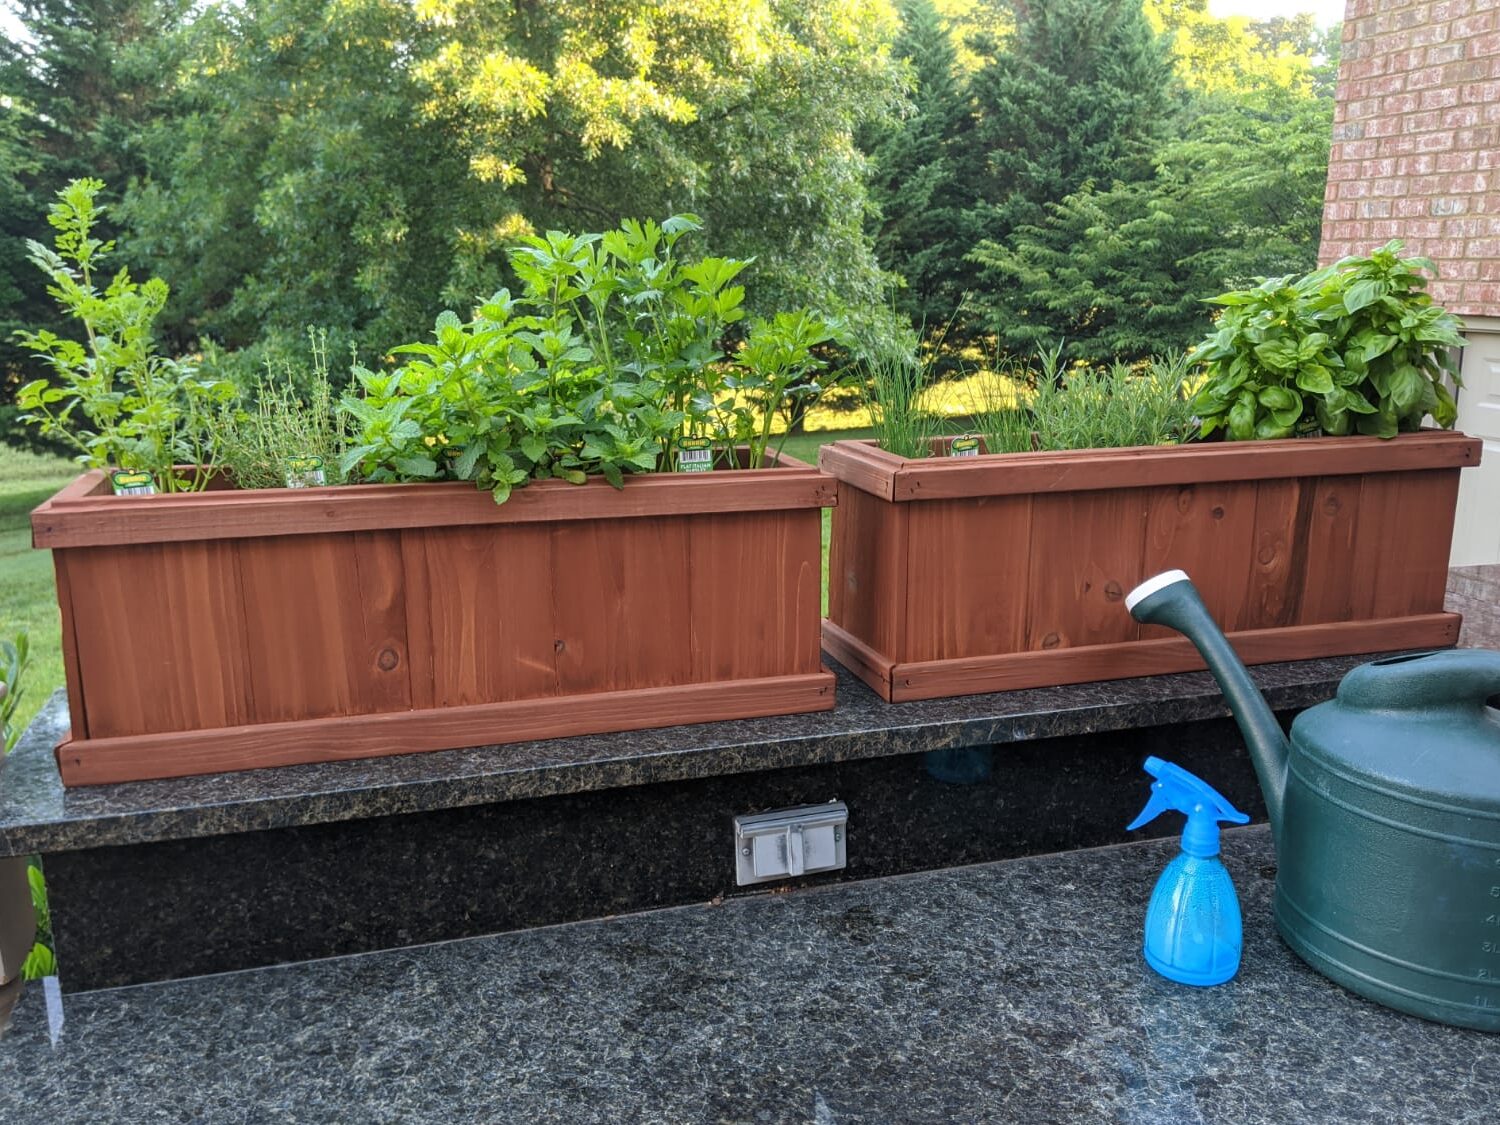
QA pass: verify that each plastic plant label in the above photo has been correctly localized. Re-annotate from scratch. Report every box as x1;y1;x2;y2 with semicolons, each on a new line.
950;437;982;457
110;470;156;497
677;438;714;473
284;456;327;489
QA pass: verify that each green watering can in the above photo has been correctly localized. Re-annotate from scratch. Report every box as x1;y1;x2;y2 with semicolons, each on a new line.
1126;570;1500;1031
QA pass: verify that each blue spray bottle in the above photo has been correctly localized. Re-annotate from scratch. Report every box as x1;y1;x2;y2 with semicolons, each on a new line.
1127;756;1250;986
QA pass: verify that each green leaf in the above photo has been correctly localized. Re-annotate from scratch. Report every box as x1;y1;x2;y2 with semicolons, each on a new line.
1342;278;1385;314
1294;365;1334;394
392;455;439;478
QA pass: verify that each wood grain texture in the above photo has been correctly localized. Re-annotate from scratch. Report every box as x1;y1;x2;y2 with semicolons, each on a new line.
1295;475;1363;625
1023;489;1150;651
54;670;838;786
63;541;254;738
689;511;823;682
1239;479;1313;630
50;553;90;739
818;620;897;702
827;482;908;660
1140;481;1260;636
881;430;1482;502
30;451;835;549
888;613;1462;702
408;525;559;707
903;496;1032;662
237;532;411;722
1351;469;1462;619
553;516;693;694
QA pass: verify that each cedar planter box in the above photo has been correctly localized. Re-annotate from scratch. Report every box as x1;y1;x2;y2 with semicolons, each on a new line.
820;431;1480;702
32;454;834;786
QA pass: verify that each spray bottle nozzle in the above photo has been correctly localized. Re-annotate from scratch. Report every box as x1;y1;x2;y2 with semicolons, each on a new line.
1127;756;1249;857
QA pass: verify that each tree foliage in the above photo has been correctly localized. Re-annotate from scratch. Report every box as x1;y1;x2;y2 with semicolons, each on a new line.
111;0;904;386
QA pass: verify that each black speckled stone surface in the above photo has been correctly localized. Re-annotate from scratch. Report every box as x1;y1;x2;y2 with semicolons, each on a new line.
2;654;1375;857
40;715;1280;991
2;826;1494;1124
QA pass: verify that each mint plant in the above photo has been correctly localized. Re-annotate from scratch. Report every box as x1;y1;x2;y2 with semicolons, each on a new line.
343;216;841;499
14;179;236;491
1191;241;1463;440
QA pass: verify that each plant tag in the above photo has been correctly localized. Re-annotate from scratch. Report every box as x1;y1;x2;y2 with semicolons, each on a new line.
950;436;981;457
110;470;155;497
284;456;326;488
677;437;714;473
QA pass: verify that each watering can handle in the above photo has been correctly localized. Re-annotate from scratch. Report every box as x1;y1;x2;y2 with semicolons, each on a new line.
1336;648;1500;712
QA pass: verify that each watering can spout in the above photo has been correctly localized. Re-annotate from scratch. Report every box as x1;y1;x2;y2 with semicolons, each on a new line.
1126;571;1290;845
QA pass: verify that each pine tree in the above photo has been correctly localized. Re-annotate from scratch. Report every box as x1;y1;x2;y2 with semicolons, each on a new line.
865;0;971;328
962;0;1176;349
0;0;184;427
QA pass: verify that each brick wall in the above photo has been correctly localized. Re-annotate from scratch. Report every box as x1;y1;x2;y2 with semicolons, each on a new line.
1320;0;1500;315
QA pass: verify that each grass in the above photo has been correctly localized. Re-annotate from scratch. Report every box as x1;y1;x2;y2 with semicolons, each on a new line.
0;445;75;741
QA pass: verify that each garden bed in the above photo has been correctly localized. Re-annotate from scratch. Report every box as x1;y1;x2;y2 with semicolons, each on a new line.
820;430;1480;701
32;452;834;786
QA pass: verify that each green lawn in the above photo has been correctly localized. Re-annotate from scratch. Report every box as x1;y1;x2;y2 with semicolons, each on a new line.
1;446;75;740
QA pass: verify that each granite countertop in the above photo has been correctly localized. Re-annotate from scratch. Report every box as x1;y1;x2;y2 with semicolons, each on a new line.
0;655;1367;858
2;564;1493;859
1;826;1494;1123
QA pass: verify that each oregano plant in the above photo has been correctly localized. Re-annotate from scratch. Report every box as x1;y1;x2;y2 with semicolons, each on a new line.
1191;241;1464;440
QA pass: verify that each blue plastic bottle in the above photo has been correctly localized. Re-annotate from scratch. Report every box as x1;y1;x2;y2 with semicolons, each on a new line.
1127;756;1250;986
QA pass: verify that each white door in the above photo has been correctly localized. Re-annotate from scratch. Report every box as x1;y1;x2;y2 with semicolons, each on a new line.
1451;318;1500;566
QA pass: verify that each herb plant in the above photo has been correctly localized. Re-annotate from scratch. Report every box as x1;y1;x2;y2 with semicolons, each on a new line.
209;328;350;490
1191;241;1464;440
342;216;842;500
864;338;947;459
1;630;29;754
14;179;236;491
966;347;1194;454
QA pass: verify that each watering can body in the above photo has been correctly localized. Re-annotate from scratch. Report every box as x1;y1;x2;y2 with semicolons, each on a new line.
1127;571;1500;1031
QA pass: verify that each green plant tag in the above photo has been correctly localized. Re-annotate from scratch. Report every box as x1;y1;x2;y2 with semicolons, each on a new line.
677;438;714;473
284;455;327;488
110;470;156;497
950;436;981;457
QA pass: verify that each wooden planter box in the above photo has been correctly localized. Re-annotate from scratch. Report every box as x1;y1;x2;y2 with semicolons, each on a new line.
820;431;1481;702
32;455;835;786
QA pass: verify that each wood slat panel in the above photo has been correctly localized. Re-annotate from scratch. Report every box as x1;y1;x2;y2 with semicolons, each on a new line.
880;430;1481;502
56;671;839;787
414;525;558;707
1358;469;1462;619
237;532;411;722
553;516;692;694
50;552;90;739
31;457;835;549
890;613;1462;701
1024;489;1150;650
827;483;908;660
689;511;822;682
1296;475;1364;625
1239;479;1313;630
1141;482;1261;635
903;495;1032;661
65;541;253;738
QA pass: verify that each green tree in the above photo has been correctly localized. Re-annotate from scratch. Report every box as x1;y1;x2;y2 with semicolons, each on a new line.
865;0;972;328
0;0;185;432
970;9;1337;361
119;0;906;382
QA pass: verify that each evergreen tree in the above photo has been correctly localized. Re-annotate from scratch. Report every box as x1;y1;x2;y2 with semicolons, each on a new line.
961;0;1176;345
865;0;971;328
0;0;184;419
